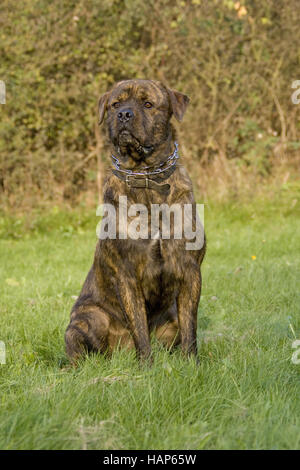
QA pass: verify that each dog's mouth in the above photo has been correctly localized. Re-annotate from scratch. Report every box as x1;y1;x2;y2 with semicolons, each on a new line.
117;130;154;159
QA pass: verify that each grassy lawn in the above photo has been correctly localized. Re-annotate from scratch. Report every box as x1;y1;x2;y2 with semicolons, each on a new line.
0;196;299;450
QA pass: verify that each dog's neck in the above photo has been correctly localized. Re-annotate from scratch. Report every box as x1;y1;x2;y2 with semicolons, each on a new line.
110;127;177;171
111;140;179;196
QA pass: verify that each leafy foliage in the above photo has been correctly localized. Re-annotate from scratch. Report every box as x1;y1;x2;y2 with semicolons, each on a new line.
0;0;300;208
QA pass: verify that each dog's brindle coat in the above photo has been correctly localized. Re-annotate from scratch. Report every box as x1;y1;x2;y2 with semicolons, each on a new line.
65;79;206;363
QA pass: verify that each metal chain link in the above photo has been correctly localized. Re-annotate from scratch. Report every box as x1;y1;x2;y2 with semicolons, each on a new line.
111;142;179;176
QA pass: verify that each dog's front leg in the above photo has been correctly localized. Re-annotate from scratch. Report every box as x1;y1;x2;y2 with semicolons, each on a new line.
117;278;151;363
177;264;202;357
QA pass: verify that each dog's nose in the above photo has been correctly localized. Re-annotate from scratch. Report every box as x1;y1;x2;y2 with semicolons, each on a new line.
118;108;134;123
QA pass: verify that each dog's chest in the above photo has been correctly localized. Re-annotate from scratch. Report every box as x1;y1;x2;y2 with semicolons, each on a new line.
139;237;184;308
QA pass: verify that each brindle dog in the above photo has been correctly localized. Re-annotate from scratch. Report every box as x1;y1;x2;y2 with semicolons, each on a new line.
65;79;206;363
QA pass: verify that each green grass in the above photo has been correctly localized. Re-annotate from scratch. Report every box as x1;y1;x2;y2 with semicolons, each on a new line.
0;197;299;450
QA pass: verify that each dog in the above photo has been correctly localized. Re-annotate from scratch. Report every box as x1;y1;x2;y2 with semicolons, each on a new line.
65;79;206;363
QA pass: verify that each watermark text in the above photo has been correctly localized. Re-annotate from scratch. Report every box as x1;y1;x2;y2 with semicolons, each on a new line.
96;197;205;251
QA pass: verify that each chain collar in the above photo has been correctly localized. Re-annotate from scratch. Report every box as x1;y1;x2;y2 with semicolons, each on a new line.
111;142;179;177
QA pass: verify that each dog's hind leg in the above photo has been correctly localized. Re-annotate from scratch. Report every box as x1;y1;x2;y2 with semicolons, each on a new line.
65;305;110;363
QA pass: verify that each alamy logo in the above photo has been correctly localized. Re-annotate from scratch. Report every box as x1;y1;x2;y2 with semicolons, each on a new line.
291;340;300;365
0;81;5;104
0;341;6;364
96;197;205;250
291;80;300;105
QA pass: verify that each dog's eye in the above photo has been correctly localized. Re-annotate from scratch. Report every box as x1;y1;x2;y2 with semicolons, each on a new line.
112;102;120;109
144;102;153;108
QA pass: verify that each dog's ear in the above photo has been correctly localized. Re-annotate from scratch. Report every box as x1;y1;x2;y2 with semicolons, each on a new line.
98;91;111;125
166;88;190;122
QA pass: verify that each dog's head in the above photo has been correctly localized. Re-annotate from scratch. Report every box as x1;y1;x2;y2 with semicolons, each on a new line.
98;79;189;167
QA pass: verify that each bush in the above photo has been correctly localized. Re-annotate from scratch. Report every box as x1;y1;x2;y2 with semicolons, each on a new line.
0;0;299;208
